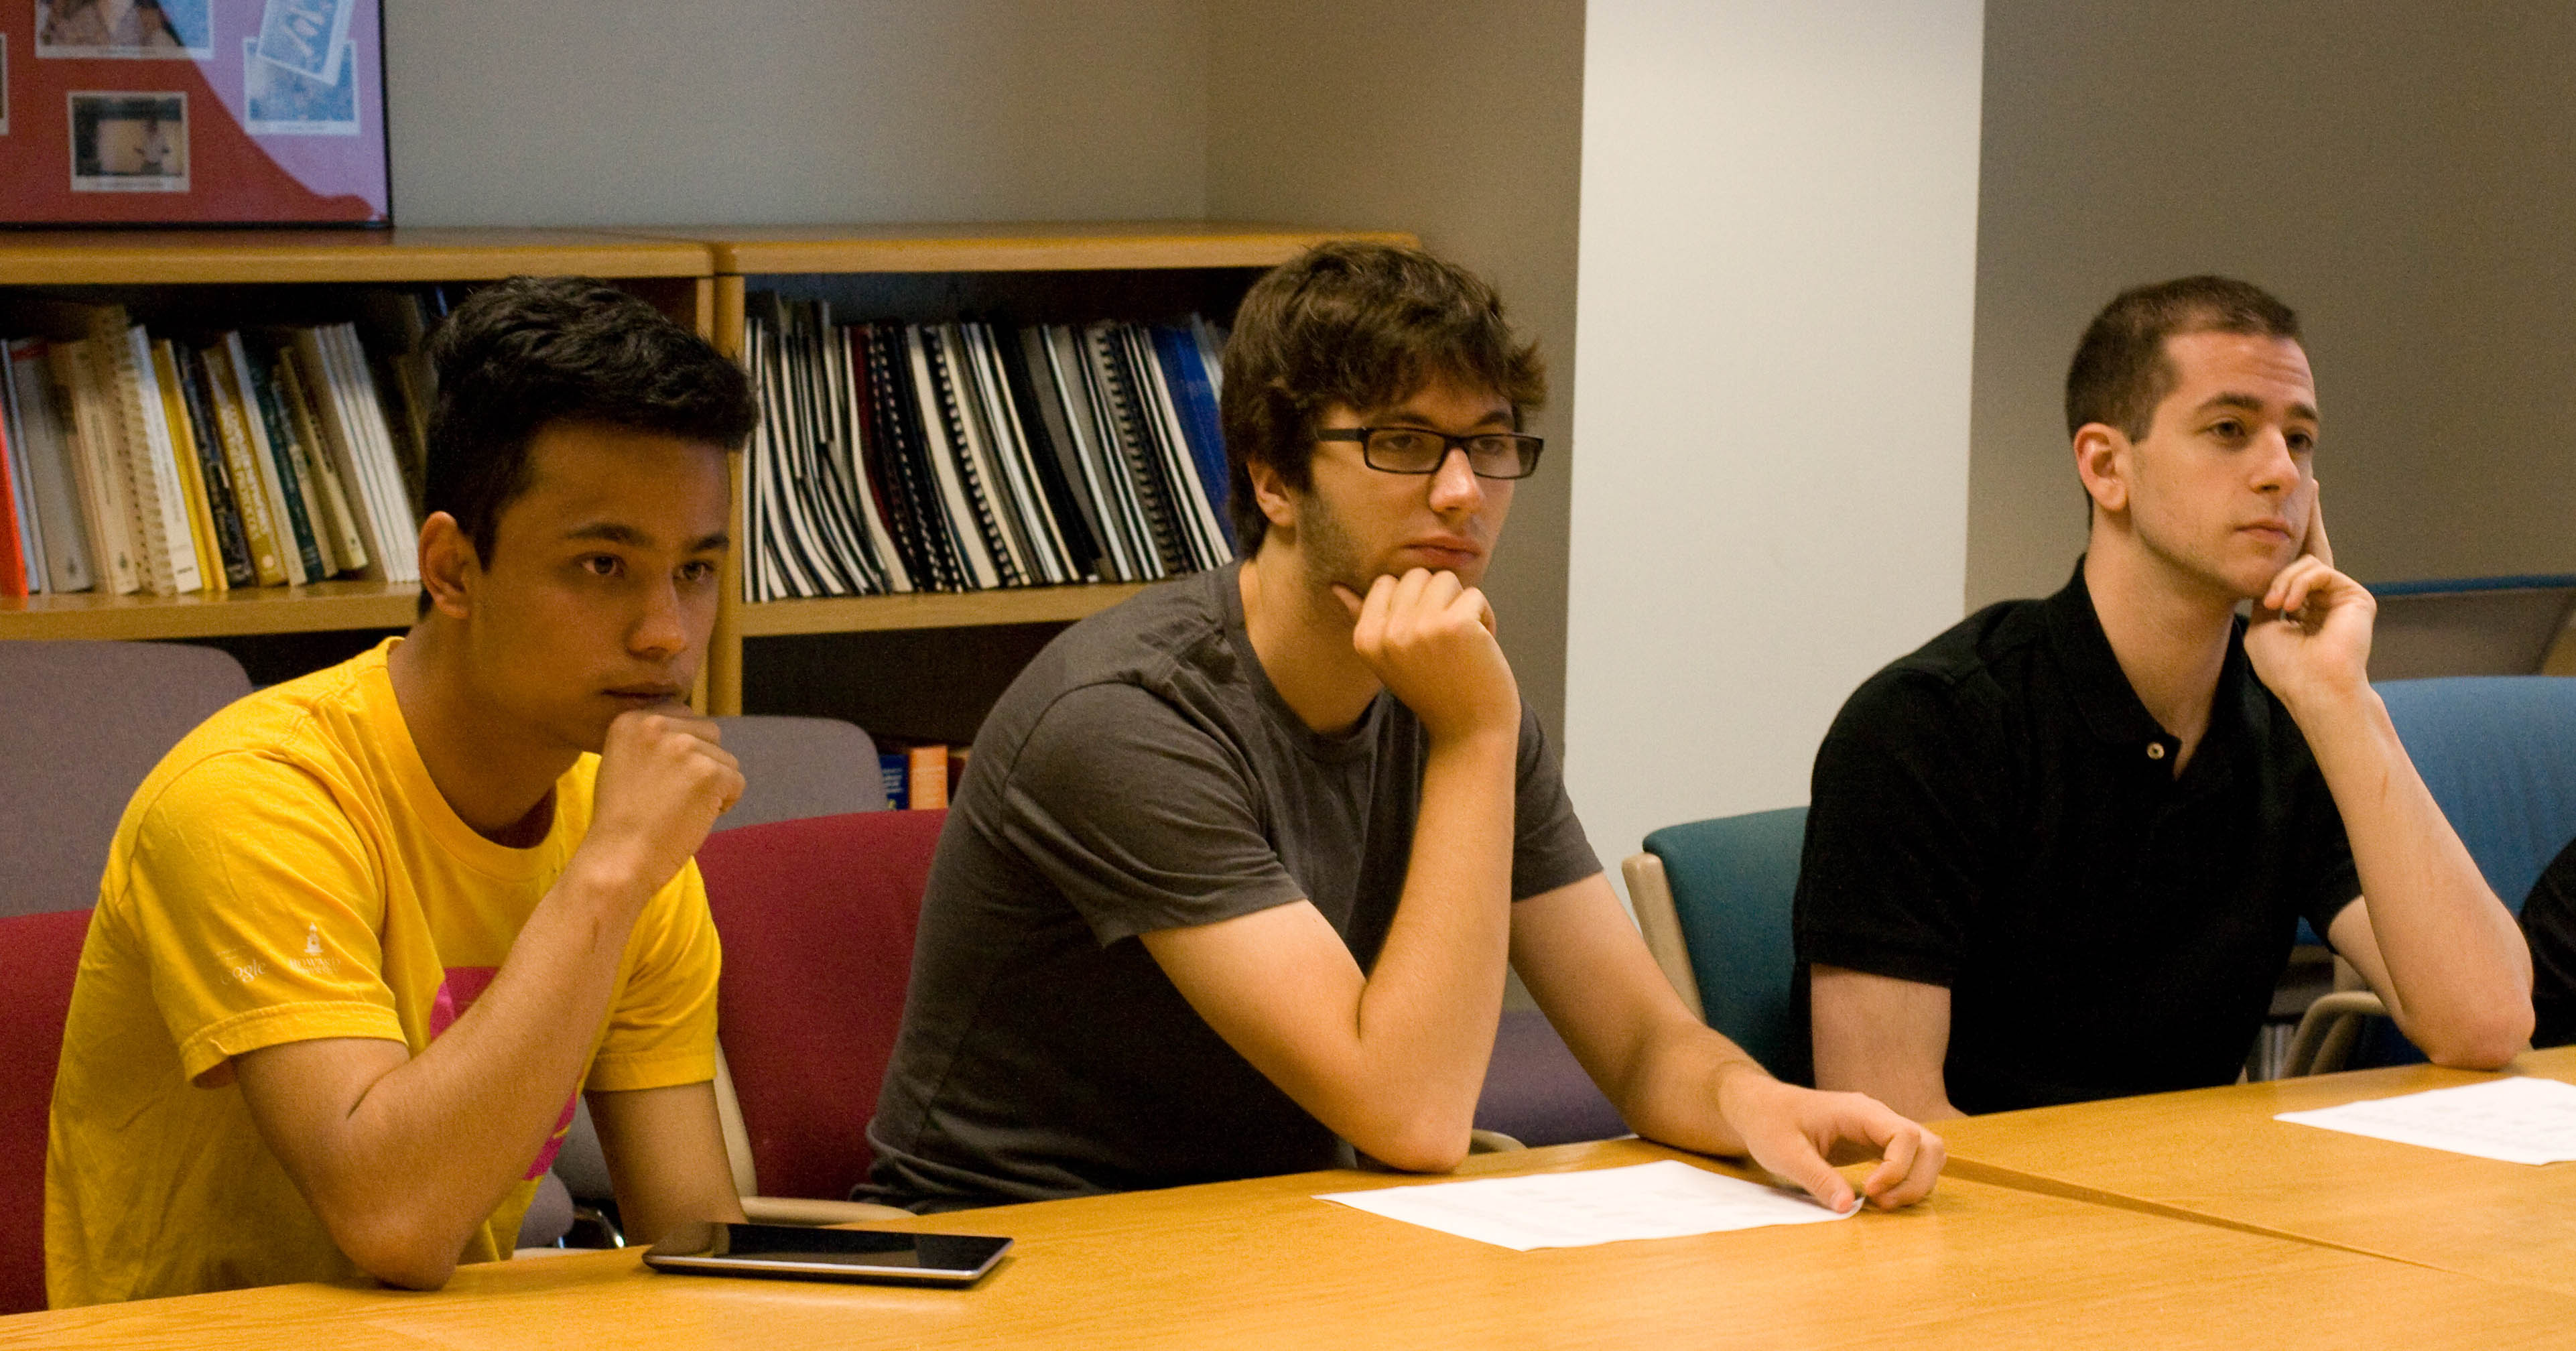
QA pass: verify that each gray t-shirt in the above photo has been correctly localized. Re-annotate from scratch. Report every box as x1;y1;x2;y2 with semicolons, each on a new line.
864;563;1602;1209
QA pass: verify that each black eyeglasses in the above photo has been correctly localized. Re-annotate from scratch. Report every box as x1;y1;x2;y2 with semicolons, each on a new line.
1315;427;1545;480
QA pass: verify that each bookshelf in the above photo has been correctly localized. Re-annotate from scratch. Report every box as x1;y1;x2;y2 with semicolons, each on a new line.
0;222;1413;734
663;221;1417;719
0;229;712;663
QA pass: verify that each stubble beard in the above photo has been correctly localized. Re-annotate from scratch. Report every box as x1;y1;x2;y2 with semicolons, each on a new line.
1293;488;1377;613
2132;501;2270;608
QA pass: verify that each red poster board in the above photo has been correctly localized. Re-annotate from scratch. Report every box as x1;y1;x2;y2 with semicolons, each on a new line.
0;1;388;225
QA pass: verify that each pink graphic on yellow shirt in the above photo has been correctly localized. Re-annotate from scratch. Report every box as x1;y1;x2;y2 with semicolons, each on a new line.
430;966;580;1181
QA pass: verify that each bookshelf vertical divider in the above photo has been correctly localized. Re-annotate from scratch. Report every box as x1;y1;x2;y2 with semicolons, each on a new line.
707;273;752;715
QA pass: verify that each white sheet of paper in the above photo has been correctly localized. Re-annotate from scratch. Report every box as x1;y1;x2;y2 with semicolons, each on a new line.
1314;1160;1856;1250
2274;1076;2576;1165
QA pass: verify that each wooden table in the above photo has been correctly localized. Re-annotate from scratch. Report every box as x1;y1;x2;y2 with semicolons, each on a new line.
14;1138;2576;1350
1940;1044;2576;1297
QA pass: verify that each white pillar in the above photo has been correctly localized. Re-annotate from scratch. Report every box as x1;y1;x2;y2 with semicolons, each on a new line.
1565;0;1986;885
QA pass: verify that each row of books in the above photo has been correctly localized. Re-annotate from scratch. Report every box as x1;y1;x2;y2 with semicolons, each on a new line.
741;296;1236;603
0;295;439;600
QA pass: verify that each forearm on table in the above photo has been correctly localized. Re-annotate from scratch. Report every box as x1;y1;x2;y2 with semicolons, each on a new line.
1342;728;1520;1165
1610;1017;1779;1156
2295;686;2532;1055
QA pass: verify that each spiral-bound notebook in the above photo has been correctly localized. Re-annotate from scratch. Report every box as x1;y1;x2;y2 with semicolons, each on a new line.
922;325;1023;588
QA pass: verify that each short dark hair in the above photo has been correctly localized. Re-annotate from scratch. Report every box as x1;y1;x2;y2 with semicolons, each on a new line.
423;275;756;571
1220;242;1545;552
2064;275;2302;440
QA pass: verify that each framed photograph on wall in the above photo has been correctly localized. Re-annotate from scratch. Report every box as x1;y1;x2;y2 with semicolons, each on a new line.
1;1;388;225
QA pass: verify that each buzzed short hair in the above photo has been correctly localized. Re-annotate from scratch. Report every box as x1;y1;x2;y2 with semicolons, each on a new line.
1220;242;1544;552
2065;276;2301;440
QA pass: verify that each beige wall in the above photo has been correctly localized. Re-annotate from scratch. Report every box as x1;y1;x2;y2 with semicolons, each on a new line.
387;1;1212;225
1971;1;2576;609
1205;0;1588;741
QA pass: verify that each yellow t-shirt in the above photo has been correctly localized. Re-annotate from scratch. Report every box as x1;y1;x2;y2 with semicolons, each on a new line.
45;639;720;1307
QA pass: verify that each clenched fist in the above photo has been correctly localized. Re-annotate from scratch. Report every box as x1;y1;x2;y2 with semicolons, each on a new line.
578;708;745;901
1334;568;1520;747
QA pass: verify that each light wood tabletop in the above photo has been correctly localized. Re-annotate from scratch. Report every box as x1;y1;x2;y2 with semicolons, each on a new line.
1939;1044;2576;1297
13;1137;2576;1350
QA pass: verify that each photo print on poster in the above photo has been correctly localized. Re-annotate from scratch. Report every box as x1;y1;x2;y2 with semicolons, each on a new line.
243;38;355;135
254;0;353;88
68;90;187;191
36;0;212;60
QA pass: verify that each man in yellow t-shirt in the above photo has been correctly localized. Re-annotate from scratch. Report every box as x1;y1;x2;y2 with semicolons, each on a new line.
47;277;761;1305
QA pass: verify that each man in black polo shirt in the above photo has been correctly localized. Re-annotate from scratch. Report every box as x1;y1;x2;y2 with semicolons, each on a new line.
869;243;1944;1213
1795;275;2532;1118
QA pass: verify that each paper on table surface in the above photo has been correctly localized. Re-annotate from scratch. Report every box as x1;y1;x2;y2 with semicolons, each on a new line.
1313;1159;1856;1250
2274;1076;2576;1165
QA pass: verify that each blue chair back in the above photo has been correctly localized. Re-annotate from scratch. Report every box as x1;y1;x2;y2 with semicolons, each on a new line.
2377;678;2576;911
1643;806;1810;1085
2339;678;2576;1068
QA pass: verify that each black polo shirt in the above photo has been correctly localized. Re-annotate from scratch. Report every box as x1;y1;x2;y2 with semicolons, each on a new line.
1793;560;2362;1114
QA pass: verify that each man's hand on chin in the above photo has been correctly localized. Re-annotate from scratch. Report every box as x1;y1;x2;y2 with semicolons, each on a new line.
2245;487;2376;711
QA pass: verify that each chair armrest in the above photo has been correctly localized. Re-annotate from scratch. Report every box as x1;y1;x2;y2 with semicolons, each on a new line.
2285;989;2390;1078
741;1195;918;1226
1622;852;1708;1023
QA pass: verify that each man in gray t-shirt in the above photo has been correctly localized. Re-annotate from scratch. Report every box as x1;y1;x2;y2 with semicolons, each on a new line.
867;243;1947;1212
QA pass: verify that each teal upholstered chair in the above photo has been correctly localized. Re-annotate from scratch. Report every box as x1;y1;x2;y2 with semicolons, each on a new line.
1624;807;1811;1086
2290;676;2576;1073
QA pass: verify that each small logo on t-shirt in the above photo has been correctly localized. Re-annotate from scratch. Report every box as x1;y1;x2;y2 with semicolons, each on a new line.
214;947;263;984
286;921;338;978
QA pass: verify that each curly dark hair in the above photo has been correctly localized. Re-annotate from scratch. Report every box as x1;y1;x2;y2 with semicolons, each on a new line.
2065;275;2301;440
1220;242;1545;552
423;275;756;574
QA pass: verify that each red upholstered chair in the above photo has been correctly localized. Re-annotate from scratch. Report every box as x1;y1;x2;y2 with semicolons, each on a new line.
0;908;100;1313
697;809;946;1208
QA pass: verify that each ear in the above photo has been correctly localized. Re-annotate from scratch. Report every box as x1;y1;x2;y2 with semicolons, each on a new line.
1246;455;1299;537
416;512;480;621
2072;422;2132;517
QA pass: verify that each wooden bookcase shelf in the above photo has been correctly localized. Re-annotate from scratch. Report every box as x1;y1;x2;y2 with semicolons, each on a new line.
0;228;712;287
733;584;1152;639
635;221;1416;277
692;220;1416;719
0;578;419;640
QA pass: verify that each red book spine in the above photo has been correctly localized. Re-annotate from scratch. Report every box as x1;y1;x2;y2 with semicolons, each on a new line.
0;412;29;598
